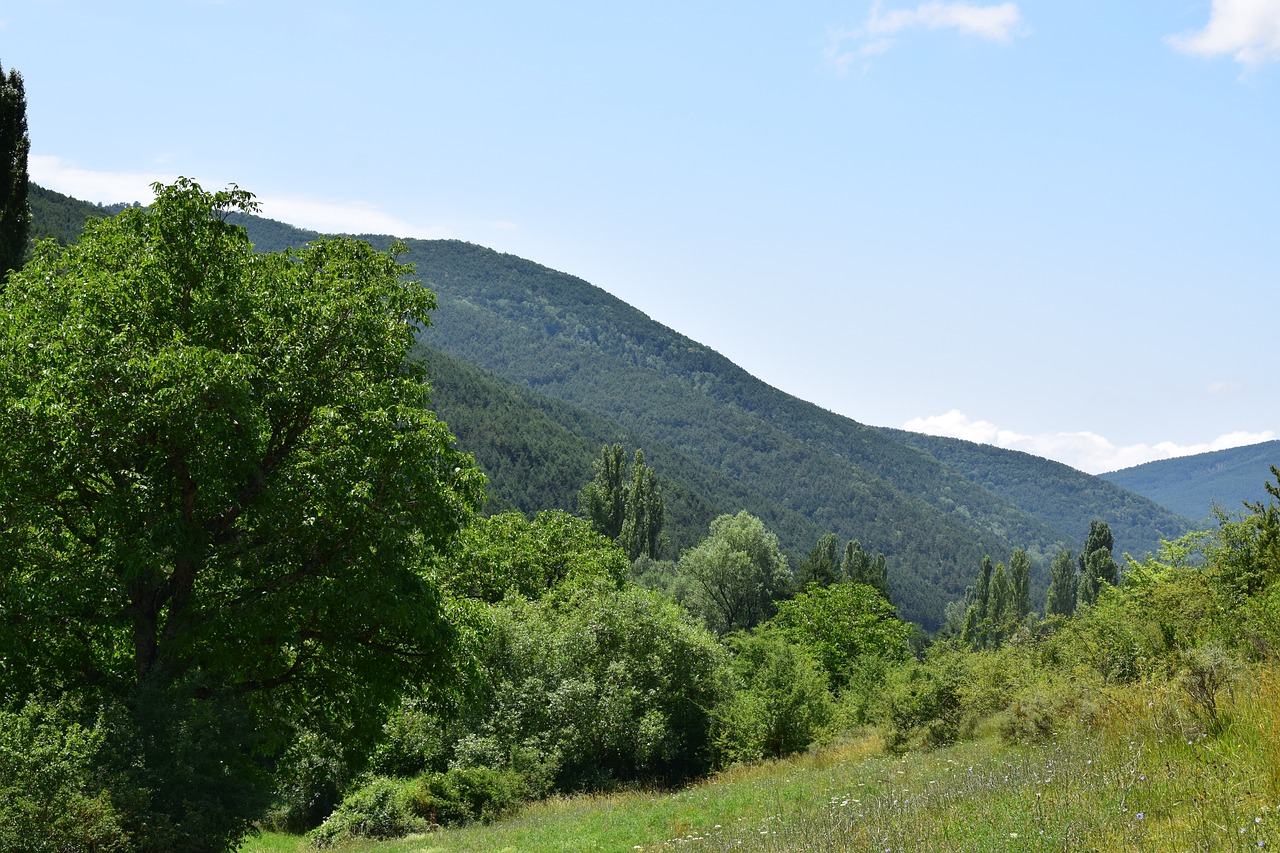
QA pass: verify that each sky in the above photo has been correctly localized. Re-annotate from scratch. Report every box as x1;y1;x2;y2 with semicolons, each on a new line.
5;0;1279;474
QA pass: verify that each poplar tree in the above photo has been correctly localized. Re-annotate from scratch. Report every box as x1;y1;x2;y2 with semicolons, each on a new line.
1045;548;1077;616
581;444;666;560
841;539;891;601
1010;548;1031;621
1077;521;1118;607
797;533;840;587
0;60;29;280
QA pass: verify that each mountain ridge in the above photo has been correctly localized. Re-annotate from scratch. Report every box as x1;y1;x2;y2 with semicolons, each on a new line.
29;186;1195;628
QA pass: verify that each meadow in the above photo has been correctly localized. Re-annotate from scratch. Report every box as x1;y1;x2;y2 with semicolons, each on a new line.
245;662;1279;852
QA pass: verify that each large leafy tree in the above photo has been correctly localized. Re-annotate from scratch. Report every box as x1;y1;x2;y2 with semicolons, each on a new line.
674;511;792;634
0;60;28;280
0;179;483;847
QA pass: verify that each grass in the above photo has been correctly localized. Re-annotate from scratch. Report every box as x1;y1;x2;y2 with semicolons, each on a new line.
242;666;1280;852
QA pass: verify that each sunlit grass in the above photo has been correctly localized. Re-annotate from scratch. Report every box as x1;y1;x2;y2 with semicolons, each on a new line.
243;666;1280;852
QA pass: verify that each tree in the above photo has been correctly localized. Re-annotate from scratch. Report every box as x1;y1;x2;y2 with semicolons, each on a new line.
580;444;629;541
841;538;891;602
1045;548;1077;617
1010;548;1032;621
434;510;628;603
674;511;792;634
0;179;484;848
1077;521;1119;607
771;581;910;691
796;532;840;588
580;444;666;560
0;60;29;280
619;449;665;561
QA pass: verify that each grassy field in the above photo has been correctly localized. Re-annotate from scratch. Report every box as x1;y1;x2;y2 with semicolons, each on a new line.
244;666;1280;852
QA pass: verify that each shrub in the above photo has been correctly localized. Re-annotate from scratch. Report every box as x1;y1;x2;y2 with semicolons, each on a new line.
308;776;431;848
881;657;967;753
0;698;130;853
413;766;528;825
712;628;834;765
261;729;351;833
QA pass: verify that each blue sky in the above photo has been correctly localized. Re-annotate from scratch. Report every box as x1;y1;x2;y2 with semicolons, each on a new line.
6;0;1278;473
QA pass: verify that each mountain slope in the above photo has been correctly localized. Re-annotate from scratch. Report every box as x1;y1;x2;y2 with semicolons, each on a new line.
1100;440;1280;524
29;189;1195;628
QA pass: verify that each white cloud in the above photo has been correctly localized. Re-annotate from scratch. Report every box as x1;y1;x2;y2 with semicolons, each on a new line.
1167;0;1280;66
902;409;1276;474
29;155;517;240
826;1;1023;72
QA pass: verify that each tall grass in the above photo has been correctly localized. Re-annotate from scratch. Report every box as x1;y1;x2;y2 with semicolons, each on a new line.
243;665;1280;852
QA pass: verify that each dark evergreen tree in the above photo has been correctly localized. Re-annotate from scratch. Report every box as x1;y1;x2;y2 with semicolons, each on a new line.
1045;548;1077;616
797;533;840;587
0;60;29;280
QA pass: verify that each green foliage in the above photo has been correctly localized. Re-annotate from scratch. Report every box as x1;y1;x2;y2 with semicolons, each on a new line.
712;628;833;764
0;61;28;279
771;581;910;692
435;510;628;603
262;729;351;834
1045;547;1077;616
1077;520;1120;607
0;179;483;847
881;657;966;753
841;538;891;602
796;533;840;588
580;444;668;560
675;512;792;635
0;697;129;853
307;776;431;848
471;581;731;791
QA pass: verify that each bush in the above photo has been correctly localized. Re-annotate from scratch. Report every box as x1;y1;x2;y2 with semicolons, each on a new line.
0;698;130;853
307;767;530;847
308;776;431;848
712;628;833;765
881;658;967;753
414;766;528;825
261;729;351;833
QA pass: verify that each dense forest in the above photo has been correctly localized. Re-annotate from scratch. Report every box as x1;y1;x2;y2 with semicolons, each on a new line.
3;180;1275;852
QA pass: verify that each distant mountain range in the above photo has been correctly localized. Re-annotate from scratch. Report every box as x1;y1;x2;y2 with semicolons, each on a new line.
28;184;1204;629
1100;440;1280;525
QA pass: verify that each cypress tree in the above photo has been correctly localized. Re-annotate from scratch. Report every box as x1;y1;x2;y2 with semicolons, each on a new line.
0;60;29;281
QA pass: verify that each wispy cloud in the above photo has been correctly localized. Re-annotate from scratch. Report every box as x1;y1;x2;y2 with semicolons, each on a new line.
825;1;1023;72
902;409;1275;474
1166;0;1280;66
29;155;516;240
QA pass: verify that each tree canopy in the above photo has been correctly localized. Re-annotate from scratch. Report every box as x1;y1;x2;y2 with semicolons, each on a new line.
0;179;483;847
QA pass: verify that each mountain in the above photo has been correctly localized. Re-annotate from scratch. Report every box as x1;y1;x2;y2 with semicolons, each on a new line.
29;187;1196;629
1100;440;1280;525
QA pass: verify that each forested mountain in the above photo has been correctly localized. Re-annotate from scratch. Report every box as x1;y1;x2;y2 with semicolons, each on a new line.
1101;440;1280;524
31;187;1193;629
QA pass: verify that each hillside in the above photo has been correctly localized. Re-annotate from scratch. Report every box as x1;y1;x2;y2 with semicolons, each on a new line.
29;188;1195;629
1101;439;1280;524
